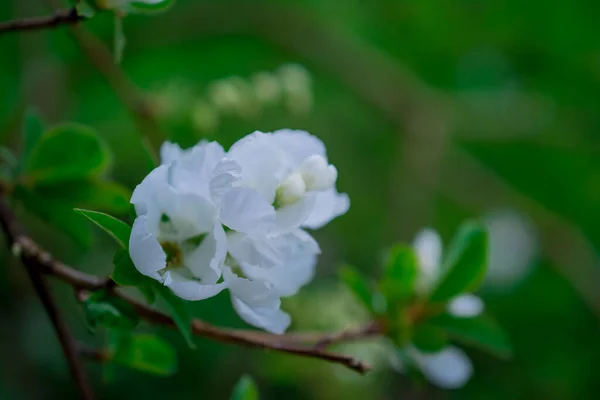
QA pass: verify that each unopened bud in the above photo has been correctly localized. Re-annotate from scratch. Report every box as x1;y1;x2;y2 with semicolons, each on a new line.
276;173;306;206
300;155;338;191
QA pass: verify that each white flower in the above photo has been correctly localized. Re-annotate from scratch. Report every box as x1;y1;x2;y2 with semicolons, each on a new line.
129;142;229;301
216;129;349;234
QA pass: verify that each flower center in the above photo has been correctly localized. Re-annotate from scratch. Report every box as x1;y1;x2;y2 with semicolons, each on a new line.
160;241;183;269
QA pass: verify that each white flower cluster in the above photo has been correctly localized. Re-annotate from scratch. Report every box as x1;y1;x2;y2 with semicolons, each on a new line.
393;229;484;389
128;130;349;334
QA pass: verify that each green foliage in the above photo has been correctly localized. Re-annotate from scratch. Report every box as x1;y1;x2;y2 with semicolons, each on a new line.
83;291;140;332
36;180;130;214
112;249;157;304
339;265;373;312
153;283;195;349
429;221;488;303
114;16;126;64
75;209;131;249
231;375;259;400
129;0;175;13
23;123;111;185
109;331;177;376
428;313;513;359
19;108;44;173
380;245;418;307
412;324;448;354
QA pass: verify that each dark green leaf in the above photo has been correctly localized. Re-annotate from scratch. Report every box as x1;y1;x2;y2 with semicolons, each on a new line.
113;249;147;285
429;221;488;303
109;331;177;376
24;123;111;185
231;375;259;400
75;209;131;248
429;313;513;359
339;265;373;312
412;324;448;353
153;283;195;349
35;180;131;214
13;185;92;247
83;291;140;332
19;108;44;171
380;245;418;306
114;16;126;64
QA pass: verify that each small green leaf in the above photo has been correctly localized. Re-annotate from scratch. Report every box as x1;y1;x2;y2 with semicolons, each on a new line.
153;283;195;349
113;249;146;285
429;221;488;303
429;313;513;358
35;180;131;214
76;1;97;18
19;108;44;171
75;209;131;249
13;185;92;247
114;15;126;64
129;0;175;13
231;375;259;400
83;291;140;332
24;123;111;185
109;331;177;376
412;324;448;353
339;265;373;312
380;245;418;306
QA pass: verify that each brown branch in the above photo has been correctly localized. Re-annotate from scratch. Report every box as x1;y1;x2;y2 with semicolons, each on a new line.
0;198;94;400
0;196;377;374
0;8;84;35
78;343;111;363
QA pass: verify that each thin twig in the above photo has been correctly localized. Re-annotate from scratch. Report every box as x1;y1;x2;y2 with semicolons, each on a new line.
0;196;376;374
78;343;111;363
0;8;84;35
0;198;94;400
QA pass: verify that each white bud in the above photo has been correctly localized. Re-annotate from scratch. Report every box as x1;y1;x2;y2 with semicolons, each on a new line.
276;173;306;206
300;155;338;191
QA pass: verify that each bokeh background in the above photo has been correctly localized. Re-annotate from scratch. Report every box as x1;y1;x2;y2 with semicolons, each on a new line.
2;0;600;399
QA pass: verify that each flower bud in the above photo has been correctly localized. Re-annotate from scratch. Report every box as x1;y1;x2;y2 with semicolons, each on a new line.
300;155;338;191
276;173;306;206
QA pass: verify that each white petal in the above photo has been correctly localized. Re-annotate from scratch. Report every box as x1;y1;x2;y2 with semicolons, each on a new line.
219;187;276;234
275;193;316;232
228;231;285;270
129;216;166;281
227;131;288;203
184;223;227;283
130;164;174;219
210;158;242;204
223;267;291;334
302;189;349;229
163;269;227;301
416;347;473;389
160;141;184;165
271;129;327;165
164;192;216;241
448;294;484;318
413;228;443;292
169;141;226;198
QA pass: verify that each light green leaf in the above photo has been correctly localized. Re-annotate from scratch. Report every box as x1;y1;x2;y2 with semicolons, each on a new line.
114;16;126;64
231;375;259;400
412;323;448;354
76;1;97;18
24;123;111;185
35;180;131;214
429;313;513;359
380;245;418;307
13;185;92;247
19;108;44;171
339;265;373;312
429;221;488;303
75;209;131;249
109;331;177;376
153;283;195;349
83;291;140;332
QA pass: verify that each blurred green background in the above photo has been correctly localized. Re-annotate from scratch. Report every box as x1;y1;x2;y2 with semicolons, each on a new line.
2;0;600;399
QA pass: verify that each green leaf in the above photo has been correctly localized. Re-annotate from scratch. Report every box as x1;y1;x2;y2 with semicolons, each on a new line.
129;0;175;13
339;265;373;312
109;331;177;376
13;185;92;247
429;313;513;359
19;108;44;171
75;209;131;249
76;1;97;17
35;180;131;214
24;123;111;185
153;283;195;349
114;16;126;64
380;245;418;306
231;375;259;400
429;221;488;303
412;323;448;353
83;291;140;332
113;249;146;285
